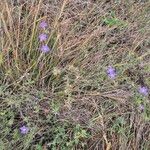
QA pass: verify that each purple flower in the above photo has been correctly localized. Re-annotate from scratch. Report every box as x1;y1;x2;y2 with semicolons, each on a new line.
107;66;116;79
139;86;148;96
39;21;48;29
39;33;47;42
139;104;144;111
20;125;29;134
40;45;50;53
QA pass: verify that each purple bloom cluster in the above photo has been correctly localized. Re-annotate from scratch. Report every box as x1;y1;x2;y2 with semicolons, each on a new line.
39;21;48;29
39;33;47;42
39;21;51;53
107;66;116;79
40;45;50;53
138;86;148;96
139;104;144;111
20;125;29;134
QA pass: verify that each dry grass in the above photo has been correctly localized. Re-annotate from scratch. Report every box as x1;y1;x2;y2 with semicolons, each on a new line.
0;0;150;150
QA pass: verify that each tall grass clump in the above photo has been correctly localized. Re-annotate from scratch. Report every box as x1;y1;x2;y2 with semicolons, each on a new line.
0;0;150;149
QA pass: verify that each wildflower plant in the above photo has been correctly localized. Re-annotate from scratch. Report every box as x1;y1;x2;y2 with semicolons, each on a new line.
1;1;150;150
38;21;51;53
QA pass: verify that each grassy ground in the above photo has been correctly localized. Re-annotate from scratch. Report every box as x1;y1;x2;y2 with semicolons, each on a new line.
0;0;150;150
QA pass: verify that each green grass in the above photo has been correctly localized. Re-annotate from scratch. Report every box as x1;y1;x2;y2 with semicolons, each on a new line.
0;0;150;150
